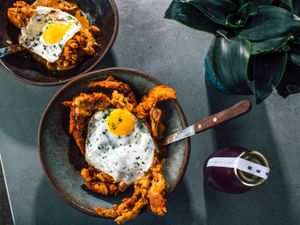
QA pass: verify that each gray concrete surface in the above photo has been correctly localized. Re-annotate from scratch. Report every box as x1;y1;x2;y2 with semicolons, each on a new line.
0;0;300;224
0;155;14;225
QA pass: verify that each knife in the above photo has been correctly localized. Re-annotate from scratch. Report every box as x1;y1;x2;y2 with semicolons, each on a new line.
159;100;251;146
0;154;15;225
0;44;24;58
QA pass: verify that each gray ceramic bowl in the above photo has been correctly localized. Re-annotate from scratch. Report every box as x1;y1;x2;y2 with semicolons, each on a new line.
0;0;118;86
38;67;190;216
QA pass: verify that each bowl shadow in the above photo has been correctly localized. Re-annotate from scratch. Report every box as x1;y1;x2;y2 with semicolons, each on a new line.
204;79;297;225
34;177;197;225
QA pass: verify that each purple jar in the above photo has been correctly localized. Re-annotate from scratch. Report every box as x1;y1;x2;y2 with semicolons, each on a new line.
203;146;270;194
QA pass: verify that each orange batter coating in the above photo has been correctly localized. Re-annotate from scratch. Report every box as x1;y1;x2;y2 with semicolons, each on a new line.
63;77;176;223
88;76;138;107
7;1;35;28
7;0;100;70
62;92;111;153
134;85;176;120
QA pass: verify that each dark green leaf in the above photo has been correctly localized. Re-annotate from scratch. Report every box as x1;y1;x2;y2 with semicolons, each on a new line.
226;2;258;28
251;36;293;55
289;44;300;66
277;61;300;97
285;85;300;94
176;0;238;26
231;0;273;6
238;6;300;41
293;0;300;16
215;29;235;39
273;0;293;11
250;0;274;5
251;52;287;103
211;36;254;94
164;1;224;34
290;33;300;44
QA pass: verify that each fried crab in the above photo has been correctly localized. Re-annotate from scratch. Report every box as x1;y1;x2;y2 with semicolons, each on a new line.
7;0;100;70
63;76;176;223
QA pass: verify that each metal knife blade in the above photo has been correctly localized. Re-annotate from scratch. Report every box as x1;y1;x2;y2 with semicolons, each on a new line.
0;44;24;58
159;125;195;146
0;154;15;225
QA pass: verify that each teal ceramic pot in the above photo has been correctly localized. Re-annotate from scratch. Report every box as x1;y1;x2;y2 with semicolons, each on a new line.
204;40;228;93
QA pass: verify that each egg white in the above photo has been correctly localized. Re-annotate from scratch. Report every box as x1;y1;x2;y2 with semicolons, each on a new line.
85;109;155;184
19;6;81;63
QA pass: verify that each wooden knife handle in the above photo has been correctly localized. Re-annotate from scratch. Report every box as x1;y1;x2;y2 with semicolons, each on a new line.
194;100;251;133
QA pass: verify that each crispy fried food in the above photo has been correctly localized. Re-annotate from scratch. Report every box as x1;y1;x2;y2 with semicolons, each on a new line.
88;76;138;107
81;168;110;195
62;92;110;153
88;76;132;93
32;0;78;15
81;167;117;196
115;198;148;224
7;0;100;71
148;161;168;216
134;85;176;120
95;155;167;224
149;107;163;139
95;207;118;218
7;1;35;28
95;174;150;224
95;189;146;223
81;166;130;196
46;28;100;70
63;77;172;223
110;90;135;112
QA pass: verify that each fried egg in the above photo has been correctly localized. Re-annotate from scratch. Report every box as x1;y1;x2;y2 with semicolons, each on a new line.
19;6;81;63
85;109;155;184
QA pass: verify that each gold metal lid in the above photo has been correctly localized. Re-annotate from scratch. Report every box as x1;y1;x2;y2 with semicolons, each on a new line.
234;151;270;187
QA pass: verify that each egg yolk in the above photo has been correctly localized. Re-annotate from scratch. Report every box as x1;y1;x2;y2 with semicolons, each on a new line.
42;22;73;44
107;109;135;136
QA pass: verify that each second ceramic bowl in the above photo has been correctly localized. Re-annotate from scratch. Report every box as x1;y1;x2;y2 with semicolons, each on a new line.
0;0;118;86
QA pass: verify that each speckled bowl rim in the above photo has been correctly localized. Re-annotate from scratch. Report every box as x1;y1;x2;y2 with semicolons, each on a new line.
38;67;191;217
0;0;119;87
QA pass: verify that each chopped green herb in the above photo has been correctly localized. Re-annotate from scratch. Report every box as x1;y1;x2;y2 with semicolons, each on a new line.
103;113;109;119
111;123;117;130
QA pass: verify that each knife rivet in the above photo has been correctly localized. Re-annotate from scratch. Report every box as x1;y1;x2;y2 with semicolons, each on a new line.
213;117;218;122
197;124;202;129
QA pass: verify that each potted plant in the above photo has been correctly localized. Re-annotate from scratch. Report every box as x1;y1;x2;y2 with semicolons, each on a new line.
165;0;300;103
